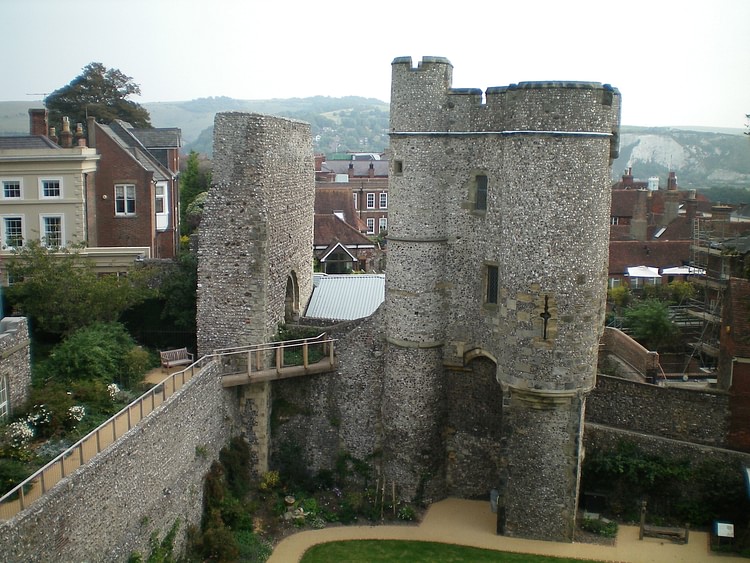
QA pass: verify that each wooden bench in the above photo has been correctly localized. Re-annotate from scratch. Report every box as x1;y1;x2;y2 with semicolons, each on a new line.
159;348;194;369
638;500;689;544
640;523;690;544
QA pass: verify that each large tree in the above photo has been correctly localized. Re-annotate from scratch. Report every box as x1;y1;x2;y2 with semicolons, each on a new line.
44;62;152;129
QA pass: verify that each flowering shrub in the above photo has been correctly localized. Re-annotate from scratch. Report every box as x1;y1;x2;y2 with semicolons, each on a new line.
67;405;85;423
6;421;34;448
27;405;51;428
259;470;280;492
107;383;121;401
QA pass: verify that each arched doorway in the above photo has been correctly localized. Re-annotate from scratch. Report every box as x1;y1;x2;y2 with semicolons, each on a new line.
285;272;300;323
445;350;504;498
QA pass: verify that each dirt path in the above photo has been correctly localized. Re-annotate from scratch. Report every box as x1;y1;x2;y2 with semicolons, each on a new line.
269;498;736;563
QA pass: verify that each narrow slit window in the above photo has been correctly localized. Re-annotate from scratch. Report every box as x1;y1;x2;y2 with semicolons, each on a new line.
486;264;499;304
476;175;488;211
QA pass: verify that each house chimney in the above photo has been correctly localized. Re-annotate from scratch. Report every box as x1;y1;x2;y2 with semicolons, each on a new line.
368;162;375;178
60;117;73;148
348;162;354;178
29;108;49;136
667;171;678;191
49;127;58;145
685;190;698;220
622;167;634;188
662;172;680;226
630;189;648;241
75;123;86;147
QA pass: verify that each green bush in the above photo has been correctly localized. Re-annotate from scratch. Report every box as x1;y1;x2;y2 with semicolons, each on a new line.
41;322;151;390
581;517;618;537
0;458;32;496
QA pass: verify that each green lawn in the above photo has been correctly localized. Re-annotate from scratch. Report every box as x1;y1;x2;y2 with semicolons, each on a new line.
301;540;604;562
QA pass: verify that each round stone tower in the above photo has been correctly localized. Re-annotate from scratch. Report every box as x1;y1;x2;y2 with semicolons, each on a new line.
386;56;621;540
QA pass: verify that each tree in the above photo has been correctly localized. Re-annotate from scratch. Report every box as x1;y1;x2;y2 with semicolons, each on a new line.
622;299;679;351
180;151;211;235
44;62;151;129
3;241;151;338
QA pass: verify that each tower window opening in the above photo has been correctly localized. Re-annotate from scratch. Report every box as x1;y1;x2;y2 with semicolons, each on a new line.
476;174;488;211
485;264;499;304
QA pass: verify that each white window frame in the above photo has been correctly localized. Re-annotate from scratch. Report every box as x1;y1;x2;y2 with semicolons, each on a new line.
353;192;358;210
1;178;23;199
40;214;64;247
379;192;387;209
366;218;375;234
154;182;169;231
608;277;622;288
611;217;620;226
2;215;24;249
115;184;136;216
378;217;387;233
39;177;63;199
366;192;375;209
0;375;8;421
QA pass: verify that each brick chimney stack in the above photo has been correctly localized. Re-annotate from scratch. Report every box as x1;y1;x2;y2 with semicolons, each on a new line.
348;162;354;179
368;162;375;178
29;108;49;136
60;117;73;148
685;190;698;220
75;123;86;147
667;171;678;191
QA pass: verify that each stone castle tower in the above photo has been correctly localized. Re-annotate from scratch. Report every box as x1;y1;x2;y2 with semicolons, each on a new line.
384;56;621;541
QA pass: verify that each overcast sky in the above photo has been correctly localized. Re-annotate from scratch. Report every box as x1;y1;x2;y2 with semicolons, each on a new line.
3;0;749;129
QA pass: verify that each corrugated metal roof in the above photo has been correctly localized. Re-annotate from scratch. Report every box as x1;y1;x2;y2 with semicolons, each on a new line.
305;274;384;321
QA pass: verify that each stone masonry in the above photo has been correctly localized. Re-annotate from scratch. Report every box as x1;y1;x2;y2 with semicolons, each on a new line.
197;112;314;475
384;56;621;540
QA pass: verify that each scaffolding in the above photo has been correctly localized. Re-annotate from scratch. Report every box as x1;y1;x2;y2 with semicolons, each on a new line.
683;216;725;375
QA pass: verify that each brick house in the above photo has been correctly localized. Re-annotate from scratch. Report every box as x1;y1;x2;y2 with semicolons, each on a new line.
86;117;181;259
315;153;389;236
313;185;379;272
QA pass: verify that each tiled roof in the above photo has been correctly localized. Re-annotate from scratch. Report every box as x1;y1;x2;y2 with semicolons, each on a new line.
130;128;181;148
99;122;172;181
314;214;372;247
609;240;692;275
305;274;385;321
321;160;389;177
0;135;60;149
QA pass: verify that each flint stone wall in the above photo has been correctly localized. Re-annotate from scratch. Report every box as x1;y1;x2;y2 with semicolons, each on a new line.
587;374;730;447
0;362;240;562
0;317;30;415
197;112;314;355
270;309;386;475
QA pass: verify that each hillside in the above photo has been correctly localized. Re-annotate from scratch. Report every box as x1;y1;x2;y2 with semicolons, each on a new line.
1;99;748;190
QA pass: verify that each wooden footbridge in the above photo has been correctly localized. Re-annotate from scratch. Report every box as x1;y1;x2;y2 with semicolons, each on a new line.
0;334;337;521
215;333;338;387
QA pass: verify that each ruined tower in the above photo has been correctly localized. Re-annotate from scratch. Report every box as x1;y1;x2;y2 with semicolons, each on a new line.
385;56;620;541
197;113;314;474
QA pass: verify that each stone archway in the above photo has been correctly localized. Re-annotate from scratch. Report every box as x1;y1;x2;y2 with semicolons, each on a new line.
445;351;504;499
285;272;300;323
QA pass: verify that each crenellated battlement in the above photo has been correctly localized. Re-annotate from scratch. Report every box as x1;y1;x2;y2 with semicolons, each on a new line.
391;56;621;139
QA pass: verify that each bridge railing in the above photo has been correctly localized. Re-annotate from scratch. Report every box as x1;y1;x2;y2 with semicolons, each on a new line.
213;333;335;376
0;356;212;521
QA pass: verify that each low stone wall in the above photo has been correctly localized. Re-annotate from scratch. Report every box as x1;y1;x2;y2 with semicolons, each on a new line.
587;374;730;447
584;422;750;472
599;327;659;379
0;317;30;415
0;361;240;561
